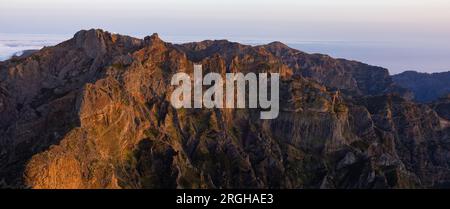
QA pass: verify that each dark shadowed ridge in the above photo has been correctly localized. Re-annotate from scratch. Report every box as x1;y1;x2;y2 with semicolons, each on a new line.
392;70;450;103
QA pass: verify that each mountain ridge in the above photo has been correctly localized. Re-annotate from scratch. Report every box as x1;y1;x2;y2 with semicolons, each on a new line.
392;70;450;103
0;29;449;189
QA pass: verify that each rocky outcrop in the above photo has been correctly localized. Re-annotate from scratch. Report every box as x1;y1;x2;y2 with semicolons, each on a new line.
354;95;450;187
432;95;450;125
0;29;143;187
0;29;449;189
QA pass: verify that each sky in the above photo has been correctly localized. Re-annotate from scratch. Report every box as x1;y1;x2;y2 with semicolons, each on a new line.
1;0;450;74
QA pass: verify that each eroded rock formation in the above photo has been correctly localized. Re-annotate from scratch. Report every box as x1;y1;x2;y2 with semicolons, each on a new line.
0;29;449;188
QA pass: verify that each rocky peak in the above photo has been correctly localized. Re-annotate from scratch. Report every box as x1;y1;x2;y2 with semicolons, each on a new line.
268;41;288;47
144;33;163;46
73;29;110;58
73;28;107;40
72;29;144;59
265;41;291;52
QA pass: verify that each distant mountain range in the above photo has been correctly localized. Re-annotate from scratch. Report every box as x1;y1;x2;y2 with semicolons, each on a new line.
0;29;449;189
392;71;450;103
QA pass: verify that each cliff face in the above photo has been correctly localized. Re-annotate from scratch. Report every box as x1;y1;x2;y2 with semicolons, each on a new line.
0;29;449;188
392;71;450;103
0;29;144;187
